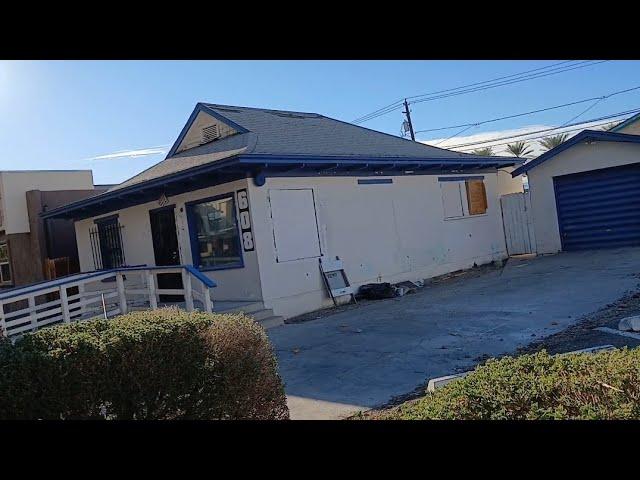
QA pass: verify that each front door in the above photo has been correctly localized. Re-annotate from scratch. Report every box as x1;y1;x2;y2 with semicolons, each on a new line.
149;206;183;302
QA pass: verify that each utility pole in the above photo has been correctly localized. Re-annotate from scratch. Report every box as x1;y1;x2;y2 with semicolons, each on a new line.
402;99;415;141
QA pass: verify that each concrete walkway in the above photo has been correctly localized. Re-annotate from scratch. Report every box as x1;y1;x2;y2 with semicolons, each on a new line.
267;248;640;419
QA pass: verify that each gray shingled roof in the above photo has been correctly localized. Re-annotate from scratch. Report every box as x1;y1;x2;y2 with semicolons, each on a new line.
112;103;483;191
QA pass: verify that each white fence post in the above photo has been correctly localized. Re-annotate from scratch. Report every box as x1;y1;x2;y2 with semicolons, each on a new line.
28;296;37;331
77;283;86;318
60;286;71;323
182;269;194;311
116;272;127;315
204;287;213;313
0;301;5;337
147;270;157;309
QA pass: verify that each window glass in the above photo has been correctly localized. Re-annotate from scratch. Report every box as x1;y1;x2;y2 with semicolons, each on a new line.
189;196;242;269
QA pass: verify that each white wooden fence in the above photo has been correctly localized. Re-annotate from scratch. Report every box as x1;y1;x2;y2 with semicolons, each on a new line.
500;192;536;255
0;265;216;338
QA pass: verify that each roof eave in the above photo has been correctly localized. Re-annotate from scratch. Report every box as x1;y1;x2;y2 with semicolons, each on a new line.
511;130;640;177
43;153;520;220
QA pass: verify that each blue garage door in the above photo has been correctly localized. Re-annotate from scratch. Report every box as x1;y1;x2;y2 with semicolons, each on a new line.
554;163;640;251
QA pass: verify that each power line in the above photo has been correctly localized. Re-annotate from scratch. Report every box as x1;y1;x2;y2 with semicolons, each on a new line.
444;109;639;151
414;84;640;135
352;60;609;124
458;119;624;154
351;61;577;124
409;61;608;106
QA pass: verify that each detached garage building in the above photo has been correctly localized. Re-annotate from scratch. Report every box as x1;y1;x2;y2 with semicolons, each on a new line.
512;127;640;254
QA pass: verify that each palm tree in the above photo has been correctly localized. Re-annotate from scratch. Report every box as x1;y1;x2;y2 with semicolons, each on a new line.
472;147;493;156
539;133;569;152
600;122;620;132
506;141;533;158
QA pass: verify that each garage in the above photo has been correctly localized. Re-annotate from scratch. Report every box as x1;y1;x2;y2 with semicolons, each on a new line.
554;163;640;251
511;129;640;254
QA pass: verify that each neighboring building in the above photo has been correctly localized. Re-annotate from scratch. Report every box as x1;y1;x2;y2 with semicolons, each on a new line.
511;130;640;254
0;170;109;288
43;103;520;319
611;112;640;136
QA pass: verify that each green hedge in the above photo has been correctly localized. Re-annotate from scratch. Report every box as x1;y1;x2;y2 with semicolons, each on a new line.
378;349;640;420
0;308;289;420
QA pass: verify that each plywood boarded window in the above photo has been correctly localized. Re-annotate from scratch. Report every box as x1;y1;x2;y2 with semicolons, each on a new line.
440;177;488;219
465;179;488;215
269;189;322;262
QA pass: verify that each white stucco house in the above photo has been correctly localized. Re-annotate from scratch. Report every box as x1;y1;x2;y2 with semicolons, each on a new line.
511;116;640;254
43;103;521;320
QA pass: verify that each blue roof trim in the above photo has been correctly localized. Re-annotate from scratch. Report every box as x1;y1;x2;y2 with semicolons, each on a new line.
239;153;520;165
42;153;520;221
611;112;640;133
511;130;640;177
165;103;250;159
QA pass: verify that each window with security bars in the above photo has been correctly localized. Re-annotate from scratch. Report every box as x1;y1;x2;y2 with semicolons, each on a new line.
0;240;11;284
89;218;126;270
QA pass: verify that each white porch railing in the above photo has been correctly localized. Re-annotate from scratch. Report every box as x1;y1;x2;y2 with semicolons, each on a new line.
0;265;216;338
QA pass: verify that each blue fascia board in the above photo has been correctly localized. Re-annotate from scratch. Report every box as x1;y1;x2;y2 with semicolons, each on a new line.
511;130;640;177
165;103;250;159
238;153;520;167
41;155;244;220
42;152;520;220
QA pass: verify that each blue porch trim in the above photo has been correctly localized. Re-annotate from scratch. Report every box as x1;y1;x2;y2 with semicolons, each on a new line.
0;264;217;302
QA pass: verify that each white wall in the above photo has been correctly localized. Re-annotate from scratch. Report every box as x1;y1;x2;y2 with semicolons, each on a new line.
248;173;508;319
74;178;264;302
528;141;640;254
497;167;524;196
0;171;94;234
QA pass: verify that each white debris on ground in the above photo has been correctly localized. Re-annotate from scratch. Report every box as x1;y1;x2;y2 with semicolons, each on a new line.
618;315;640;332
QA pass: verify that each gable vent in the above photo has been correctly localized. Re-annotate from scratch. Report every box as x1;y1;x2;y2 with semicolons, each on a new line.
202;124;220;143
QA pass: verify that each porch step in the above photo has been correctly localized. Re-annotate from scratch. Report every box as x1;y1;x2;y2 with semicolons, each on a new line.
214;301;267;315
213;301;284;329
257;315;285;329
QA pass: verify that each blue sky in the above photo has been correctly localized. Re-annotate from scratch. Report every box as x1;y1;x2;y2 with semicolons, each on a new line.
1;60;639;184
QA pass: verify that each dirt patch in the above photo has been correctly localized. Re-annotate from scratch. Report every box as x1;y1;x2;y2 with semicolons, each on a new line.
356;284;640;420
516;289;640;355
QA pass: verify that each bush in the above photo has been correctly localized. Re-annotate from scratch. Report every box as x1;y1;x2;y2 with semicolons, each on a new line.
0;308;289;420
378;349;640;420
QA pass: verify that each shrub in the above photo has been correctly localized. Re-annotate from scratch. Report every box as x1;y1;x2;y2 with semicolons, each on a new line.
378;349;640;420
0;308;289;420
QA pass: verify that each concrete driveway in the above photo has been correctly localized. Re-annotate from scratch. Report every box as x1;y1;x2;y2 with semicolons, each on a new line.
267;248;640;419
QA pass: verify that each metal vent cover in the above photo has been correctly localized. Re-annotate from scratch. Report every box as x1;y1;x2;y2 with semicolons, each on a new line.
202;124;220;143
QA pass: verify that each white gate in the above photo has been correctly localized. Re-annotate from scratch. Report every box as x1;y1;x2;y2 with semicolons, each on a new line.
500;192;536;255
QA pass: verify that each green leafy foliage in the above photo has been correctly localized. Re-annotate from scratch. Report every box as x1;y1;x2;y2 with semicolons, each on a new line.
506;141;533;158
472;147;494;156
539;133;569;151
378;349;640;420
0;308;289;420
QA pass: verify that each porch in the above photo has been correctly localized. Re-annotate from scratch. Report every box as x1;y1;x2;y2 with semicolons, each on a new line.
0;265;282;339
